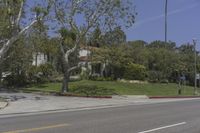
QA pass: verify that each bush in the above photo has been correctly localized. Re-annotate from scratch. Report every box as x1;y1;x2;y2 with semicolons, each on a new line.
148;71;168;83
148;71;159;83
160;79;169;84
89;74;100;81
27;66;38;82
71;85;115;96
27;63;55;84
80;69;90;80
38;63;54;77
124;63;146;80
89;75;114;81
89;75;104;81
3;74;27;87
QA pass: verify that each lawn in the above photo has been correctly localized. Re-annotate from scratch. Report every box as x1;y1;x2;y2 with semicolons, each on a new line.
23;80;195;96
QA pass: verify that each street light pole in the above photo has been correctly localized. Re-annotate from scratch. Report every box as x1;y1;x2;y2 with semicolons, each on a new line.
165;0;168;43
193;39;197;95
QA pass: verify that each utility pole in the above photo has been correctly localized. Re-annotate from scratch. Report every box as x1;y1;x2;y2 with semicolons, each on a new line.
165;0;168;43
193;39;197;95
164;0;168;79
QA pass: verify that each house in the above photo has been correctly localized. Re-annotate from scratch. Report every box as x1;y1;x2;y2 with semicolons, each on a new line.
79;46;105;77
0;46;105;81
32;52;48;66
32;46;104;77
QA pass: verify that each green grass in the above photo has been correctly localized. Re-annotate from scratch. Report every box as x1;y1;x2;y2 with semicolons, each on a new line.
23;80;195;96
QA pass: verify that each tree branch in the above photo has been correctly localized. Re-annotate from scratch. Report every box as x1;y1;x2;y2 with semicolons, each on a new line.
62;0;114;62
16;0;24;27
68;65;80;73
0;19;38;59
65;40;78;59
0;39;8;44
59;38;65;54
68;62;83;73
69;1;79;32
81;0;111;37
54;1;66;27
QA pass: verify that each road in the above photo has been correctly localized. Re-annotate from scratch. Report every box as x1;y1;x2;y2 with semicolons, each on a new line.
0;99;200;133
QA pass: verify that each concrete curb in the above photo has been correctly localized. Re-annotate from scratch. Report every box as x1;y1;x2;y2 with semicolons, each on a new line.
149;96;200;99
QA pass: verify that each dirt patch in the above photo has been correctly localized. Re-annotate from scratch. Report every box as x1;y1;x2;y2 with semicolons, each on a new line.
118;79;148;84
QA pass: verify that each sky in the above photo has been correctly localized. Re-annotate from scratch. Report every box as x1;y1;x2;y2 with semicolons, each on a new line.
125;0;200;46
26;0;200;47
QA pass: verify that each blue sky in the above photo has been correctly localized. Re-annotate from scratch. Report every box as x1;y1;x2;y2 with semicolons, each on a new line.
125;0;200;46
26;0;200;46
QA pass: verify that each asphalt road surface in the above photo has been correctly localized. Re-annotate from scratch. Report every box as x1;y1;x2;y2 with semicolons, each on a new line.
0;99;200;133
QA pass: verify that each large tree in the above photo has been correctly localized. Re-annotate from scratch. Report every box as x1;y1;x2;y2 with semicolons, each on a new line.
0;0;52;85
53;0;136;93
101;26;127;45
0;0;51;70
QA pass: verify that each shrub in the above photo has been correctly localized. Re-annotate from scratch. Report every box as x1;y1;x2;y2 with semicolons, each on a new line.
89;74;99;81
160;79;169;84
3;74;27;87
71;85;115;96
148;71;159;83
27;63;55;84
148;71;168;83
124;63;146;80
38;63;54;77
27;66;38;82
89;75;114;81
80;69;90;80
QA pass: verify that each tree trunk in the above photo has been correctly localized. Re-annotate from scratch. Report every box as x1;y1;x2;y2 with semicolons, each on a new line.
61;55;70;93
62;70;69;93
59;38;79;93
35;53;38;66
0;67;2;86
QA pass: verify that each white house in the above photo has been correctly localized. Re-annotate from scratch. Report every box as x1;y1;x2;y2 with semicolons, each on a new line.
32;52;48;66
32;47;104;76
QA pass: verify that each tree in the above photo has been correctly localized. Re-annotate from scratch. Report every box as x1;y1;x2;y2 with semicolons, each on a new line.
53;0;136;93
88;27;102;47
0;0;51;74
177;43;196;85
2;36;33;86
92;45;133;79
127;40;149;66
28;18;51;66
0;0;53;85
146;41;178;82
101;26;127;45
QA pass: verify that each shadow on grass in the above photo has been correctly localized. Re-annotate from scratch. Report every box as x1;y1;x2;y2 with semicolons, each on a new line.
70;85;117;97
34;85;48;88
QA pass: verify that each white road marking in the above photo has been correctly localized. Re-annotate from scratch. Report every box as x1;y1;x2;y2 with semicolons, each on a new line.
138;122;186;133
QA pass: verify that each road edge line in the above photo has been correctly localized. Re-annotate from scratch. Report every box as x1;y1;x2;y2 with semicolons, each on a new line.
138;122;186;133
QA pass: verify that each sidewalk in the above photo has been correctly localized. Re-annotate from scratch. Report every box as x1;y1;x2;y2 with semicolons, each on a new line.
0;93;199;116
